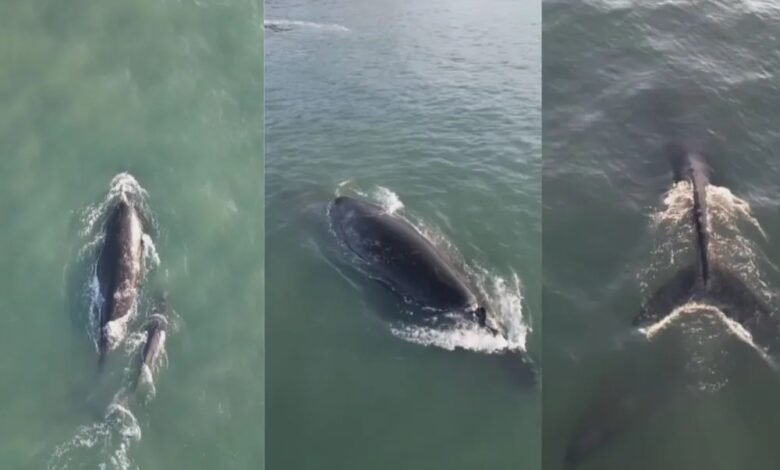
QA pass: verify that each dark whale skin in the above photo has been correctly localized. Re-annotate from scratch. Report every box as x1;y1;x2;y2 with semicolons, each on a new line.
329;196;478;314
96;199;145;359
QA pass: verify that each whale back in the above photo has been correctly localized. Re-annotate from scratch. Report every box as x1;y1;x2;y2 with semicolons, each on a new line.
330;196;476;312
96;199;145;356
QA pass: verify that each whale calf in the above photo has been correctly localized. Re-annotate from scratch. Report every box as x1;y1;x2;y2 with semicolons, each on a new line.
328;196;493;331
97;197;146;362
134;294;169;390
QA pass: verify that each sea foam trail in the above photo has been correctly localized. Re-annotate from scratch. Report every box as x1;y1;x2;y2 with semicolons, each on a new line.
264;19;350;32
47;402;141;470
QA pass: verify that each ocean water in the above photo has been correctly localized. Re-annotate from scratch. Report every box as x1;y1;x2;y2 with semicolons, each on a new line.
544;1;780;469
0;1;263;469
265;0;541;468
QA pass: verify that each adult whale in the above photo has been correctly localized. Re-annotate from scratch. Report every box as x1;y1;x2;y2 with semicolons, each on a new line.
97;197;146;363
566;146;779;467
633;146;775;339
328;196;495;332
134;293;169;390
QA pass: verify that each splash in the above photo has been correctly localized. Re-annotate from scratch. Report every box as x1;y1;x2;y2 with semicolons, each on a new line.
400;268;529;353
264;19;350;32
372;186;404;215
79;173;151;239
639;302;717;338
642;181;772;305
47;403;141;470
707;185;766;239
85;272;104;348
390;270;528;355
413;221;529;352
486;272;529;350
123;330;148;355
639;302;775;368
391;319;517;354
336;183;405;215
103;313;134;351
142;233;160;276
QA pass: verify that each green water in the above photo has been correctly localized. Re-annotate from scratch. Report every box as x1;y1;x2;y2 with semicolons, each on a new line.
265;0;540;469
0;1;263;469
544;1;780;468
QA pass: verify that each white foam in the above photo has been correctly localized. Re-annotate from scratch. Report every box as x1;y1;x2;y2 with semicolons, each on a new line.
104;316;131;351
122;333;143;358
47;403;141;470
643;181;771;304
392;320;515;354
86;272;104;349
142;233;160;273
390;269;528;353
639;302;775;368
372;186;404;215
136;365;157;402
264;19;350;32
342;184;405;215
490;273;529;350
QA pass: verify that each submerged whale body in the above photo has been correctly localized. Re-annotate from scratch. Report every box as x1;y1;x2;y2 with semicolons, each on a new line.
97;197;145;362
329;196;489;327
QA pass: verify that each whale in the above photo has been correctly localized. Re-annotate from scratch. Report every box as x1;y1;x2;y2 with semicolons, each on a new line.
134;293;169;390
633;145;776;344
328;196;495;332
96;197;146;363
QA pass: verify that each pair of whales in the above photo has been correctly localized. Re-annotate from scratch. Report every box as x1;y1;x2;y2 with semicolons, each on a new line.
95;192;167;390
566;147;779;466
329;195;499;335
